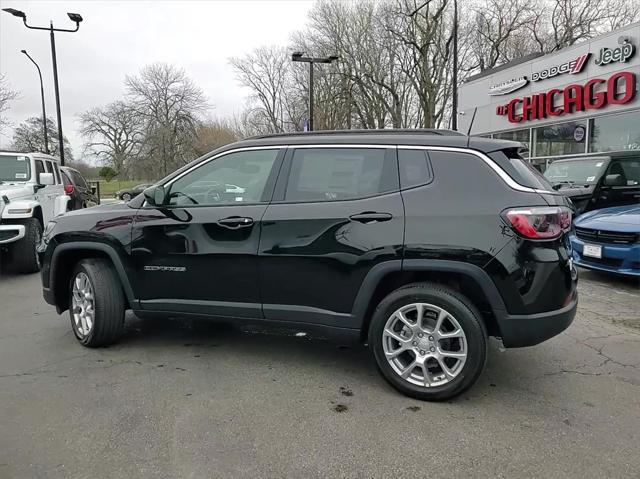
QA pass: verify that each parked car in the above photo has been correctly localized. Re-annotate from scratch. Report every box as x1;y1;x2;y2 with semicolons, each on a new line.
60;166;99;210
0;151;69;273
543;151;640;214
115;183;152;202
39;130;578;401
570;204;640;276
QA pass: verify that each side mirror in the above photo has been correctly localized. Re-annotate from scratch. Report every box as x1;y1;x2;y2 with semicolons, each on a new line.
603;174;625;187
143;185;166;206
39;172;54;186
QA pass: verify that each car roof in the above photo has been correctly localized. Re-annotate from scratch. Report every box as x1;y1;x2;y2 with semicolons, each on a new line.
223;129;521;154
0;151;62;163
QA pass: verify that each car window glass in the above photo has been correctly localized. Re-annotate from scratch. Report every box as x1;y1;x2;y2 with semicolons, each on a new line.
34;160;45;181
285;148;396;202
52;164;61;184
398;149;432;189
167;149;279;206
61;170;72;186
71;170;88;188
607;158;640;186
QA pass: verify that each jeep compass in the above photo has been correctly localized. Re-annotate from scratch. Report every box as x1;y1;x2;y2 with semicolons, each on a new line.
40;130;578;401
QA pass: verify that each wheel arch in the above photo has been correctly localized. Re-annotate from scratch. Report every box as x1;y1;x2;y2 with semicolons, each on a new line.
49;242;136;313
353;260;507;340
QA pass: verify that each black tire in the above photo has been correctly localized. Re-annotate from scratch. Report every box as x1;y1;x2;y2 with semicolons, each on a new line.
121;193;131;202
368;282;488;401
68;258;126;347
8;218;42;274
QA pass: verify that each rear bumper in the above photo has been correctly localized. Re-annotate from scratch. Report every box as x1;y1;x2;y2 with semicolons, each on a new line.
0;224;26;245
496;290;578;347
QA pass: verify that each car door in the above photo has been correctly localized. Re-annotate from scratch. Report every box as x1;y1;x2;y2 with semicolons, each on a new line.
32;159;52;221
131;147;284;318
258;145;404;328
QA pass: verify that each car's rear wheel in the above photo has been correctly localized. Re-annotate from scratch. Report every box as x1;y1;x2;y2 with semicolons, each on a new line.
8;218;42;274
68;258;125;347
369;283;487;401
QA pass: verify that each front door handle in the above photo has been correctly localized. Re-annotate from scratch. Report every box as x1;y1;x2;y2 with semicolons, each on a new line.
349;212;393;223
218;216;254;228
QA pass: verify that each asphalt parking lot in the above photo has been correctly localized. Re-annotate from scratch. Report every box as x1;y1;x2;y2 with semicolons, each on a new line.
0;268;638;478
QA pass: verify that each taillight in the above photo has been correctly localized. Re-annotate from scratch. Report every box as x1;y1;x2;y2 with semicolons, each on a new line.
503;206;571;240
64;185;74;194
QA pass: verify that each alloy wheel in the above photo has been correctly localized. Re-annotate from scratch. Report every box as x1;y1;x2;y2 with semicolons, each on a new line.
71;272;95;338
382;302;468;388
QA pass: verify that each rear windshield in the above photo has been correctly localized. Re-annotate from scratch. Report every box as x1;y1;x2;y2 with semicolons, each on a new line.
488;148;553;190
0;155;31;182
544;159;606;185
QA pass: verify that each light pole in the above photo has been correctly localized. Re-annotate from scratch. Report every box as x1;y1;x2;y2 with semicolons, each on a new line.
452;0;459;131
291;52;338;131
3;8;83;165
21;49;49;154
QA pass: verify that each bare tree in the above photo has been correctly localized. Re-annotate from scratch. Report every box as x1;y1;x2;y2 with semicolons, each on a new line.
11;116;73;159
79;101;144;177
126;63;208;176
193;118;238;156
230;46;292;133
0;74;19;134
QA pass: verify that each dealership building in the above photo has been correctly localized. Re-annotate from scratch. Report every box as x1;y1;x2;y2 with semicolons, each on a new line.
459;22;639;171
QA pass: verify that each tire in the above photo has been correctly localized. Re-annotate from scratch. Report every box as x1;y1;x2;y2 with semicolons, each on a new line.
121;193;131;202
8;218;42;274
368;282;488;401
68;258;126;347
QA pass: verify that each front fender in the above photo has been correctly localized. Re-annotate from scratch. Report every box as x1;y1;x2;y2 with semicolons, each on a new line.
1;200;40;220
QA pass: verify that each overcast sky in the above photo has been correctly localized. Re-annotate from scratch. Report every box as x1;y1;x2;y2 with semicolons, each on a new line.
0;0;313;158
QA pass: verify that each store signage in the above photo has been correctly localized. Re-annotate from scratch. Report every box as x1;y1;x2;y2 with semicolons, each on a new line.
495;71;636;123
531;53;590;82
489;76;529;95
594;39;635;66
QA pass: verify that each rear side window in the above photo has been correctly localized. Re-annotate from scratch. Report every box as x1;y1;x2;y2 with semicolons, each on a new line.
285;148;397;202
398;149;433;189
490;148;553;190
71;170;89;188
61;170;72;186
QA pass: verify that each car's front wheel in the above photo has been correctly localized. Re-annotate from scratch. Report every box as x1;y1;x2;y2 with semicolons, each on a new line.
8;218;42;274
121;193;131;202
369;283;487;401
69;258;125;347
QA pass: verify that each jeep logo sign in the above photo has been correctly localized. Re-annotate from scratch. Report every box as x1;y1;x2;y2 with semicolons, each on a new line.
595;40;635;66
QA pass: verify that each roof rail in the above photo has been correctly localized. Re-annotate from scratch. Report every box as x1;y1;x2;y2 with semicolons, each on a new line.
246;128;464;140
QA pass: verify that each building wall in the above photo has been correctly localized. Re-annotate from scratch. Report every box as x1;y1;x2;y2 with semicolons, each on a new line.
458;23;640;145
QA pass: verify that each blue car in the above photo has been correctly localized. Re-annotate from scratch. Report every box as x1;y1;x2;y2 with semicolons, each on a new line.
570;205;640;276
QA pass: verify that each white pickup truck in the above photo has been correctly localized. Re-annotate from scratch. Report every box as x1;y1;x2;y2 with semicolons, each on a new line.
0;151;69;273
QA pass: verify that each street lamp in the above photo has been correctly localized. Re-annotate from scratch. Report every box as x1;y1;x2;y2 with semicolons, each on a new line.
291;52;339;132
3;8;83;165
21;49;49;154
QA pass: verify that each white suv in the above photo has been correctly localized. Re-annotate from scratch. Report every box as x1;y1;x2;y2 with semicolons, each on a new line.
0;152;69;273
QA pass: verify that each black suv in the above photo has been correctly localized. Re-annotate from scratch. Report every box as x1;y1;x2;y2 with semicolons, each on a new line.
543;151;640;214
40;130;578;400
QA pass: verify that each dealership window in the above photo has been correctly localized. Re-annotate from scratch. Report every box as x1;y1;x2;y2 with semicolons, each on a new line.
534;121;587;157
493;129;531;158
589;110;640;153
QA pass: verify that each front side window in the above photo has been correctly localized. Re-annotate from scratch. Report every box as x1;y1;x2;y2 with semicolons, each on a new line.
606;158;640;186
34;160;45;181
0;155;31;182
167;149;279;206
285;148;396;202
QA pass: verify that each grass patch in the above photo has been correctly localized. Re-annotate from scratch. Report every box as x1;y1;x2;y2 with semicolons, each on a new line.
89;180;151;199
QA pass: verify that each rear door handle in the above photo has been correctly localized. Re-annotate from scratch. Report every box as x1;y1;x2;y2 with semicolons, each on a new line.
217;216;254;228
349;212;393;223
